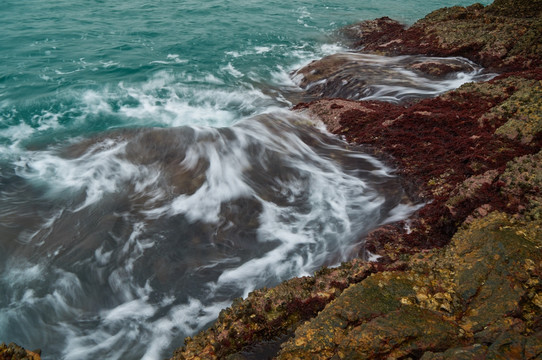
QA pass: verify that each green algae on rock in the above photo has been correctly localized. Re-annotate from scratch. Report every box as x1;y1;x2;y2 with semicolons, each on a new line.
500;150;542;221
493;80;542;144
276;213;542;359
0;343;41;360
342;1;542;71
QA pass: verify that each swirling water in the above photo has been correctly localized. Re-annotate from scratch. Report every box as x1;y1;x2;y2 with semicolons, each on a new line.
1;0;492;359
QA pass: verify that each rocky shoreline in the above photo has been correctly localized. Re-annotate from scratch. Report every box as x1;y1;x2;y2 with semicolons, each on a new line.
172;0;541;359
3;1;540;359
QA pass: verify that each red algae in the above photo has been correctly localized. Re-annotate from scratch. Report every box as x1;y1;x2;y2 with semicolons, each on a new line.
317;74;539;252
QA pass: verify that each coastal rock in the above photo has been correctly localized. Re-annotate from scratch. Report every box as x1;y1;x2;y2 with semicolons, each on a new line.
296;70;541;256
276;213;542;359
500;150;542;220
492;79;542;144
485;0;542;17
171;259;408;360
0;343;41;360
343;1;542;71
293;53;484;102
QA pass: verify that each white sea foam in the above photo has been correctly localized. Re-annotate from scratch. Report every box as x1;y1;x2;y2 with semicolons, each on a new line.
362;64;494;102
4;112;421;359
0;69;281;161
220;62;244;78
169;144;253;223
3;261;44;286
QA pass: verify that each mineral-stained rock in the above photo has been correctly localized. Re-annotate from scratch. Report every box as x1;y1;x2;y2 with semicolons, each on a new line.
276;213;542;359
0;343;41;360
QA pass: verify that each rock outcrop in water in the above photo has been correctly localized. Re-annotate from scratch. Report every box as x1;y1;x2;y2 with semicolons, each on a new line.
172;0;542;359
0;343;41;360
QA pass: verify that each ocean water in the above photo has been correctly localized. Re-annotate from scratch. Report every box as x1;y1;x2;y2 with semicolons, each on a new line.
1;0;492;359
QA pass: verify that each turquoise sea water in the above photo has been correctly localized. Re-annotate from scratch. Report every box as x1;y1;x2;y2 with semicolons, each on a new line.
1;1;492;359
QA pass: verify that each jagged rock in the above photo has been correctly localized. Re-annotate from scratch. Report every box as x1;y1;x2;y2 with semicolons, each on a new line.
171;259;407;360
0;343;41;360
276;213;542;359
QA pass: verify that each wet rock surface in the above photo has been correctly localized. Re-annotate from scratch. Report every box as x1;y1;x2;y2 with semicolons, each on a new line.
0;343;41;360
172;0;542;359
293;53;490;103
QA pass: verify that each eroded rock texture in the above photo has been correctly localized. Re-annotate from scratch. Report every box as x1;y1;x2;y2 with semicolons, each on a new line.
277;213;542;359
0;343;41;360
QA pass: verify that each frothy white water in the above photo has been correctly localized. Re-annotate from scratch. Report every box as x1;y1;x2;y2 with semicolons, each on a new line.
0;41;493;360
1;111;418;360
0;69;282;160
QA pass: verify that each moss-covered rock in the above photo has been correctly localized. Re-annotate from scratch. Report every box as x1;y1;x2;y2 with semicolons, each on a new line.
483;78;542;144
486;0;542;18
500;150;542;221
342;1;542;71
171;259;408;360
276;213;542;359
0;343;41;360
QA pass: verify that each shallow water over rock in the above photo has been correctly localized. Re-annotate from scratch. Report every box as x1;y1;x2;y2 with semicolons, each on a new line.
0;111;417;360
293;53;496;103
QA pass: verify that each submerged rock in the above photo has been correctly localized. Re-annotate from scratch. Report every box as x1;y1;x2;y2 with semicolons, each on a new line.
293;53;489;102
